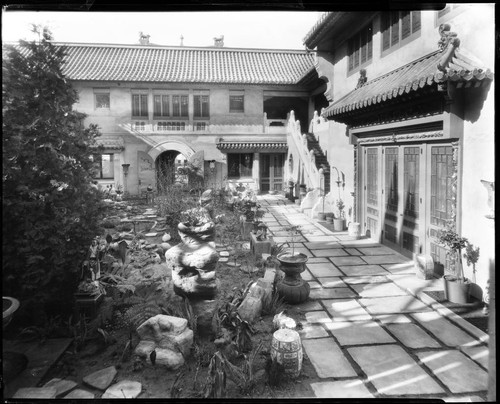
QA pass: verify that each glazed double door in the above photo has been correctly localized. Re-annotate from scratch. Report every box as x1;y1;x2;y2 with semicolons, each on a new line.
260;153;285;193
363;143;454;260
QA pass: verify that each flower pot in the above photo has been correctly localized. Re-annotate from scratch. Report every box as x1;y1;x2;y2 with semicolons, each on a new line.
326;216;334;224
276;253;310;304
317;212;326;221
348;222;361;239
333;218;345;231
443;275;471;304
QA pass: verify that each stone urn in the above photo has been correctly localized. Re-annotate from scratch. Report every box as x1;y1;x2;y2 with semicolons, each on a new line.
276;252;310;304
165;219;219;299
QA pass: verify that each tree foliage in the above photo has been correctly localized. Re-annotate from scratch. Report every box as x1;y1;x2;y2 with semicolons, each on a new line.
2;25;105;323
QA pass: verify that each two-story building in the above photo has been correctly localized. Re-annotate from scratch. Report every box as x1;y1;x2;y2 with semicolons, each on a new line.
299;5;494;298
50;36;325;195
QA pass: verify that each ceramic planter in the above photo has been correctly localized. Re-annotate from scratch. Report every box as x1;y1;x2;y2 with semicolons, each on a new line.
326;215;334;224
317;212;326;221
443;275;471;304
333;218;346;231
276;253;310;304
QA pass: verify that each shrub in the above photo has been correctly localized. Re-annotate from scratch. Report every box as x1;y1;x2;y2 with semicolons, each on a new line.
2;25;105;324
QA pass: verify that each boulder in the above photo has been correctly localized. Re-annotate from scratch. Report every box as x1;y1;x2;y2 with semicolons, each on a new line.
237;296;263;323
83;366;117;390
43;378;78;397
102;380;142;399
134;343;185;370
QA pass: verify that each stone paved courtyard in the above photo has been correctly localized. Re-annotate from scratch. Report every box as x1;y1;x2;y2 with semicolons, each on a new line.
257;194;490;401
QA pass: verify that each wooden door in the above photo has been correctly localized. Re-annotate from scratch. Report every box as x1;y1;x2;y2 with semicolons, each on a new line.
364;147;381;240
260;153;285;192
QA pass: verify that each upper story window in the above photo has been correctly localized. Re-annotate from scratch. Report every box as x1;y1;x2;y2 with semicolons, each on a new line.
94;89;110;109
382;11;421;53
172;95;189;118
229;92;245;113
92;153;114;179
153;94;170;117
348;23;373;73
132;93;148;117
194;93;210;118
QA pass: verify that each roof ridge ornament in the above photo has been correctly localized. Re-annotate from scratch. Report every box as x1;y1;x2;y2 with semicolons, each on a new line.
355;69;367;89
437;24;460;73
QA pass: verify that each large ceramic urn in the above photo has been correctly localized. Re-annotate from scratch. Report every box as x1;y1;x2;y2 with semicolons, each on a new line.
276;252;310;304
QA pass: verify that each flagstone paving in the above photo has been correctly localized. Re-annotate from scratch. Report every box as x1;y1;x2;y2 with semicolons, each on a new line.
256;194;490;400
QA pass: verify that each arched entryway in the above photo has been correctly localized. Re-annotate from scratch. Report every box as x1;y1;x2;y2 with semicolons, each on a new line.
155;150;187;191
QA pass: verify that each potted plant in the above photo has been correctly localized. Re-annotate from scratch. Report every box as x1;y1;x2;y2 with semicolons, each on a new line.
333;199;346;231
276;225;310;304
325;212;334;224
437;224;470;304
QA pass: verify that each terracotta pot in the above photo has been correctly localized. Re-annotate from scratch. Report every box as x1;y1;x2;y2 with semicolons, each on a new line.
276;253;310;304
443;275;471;304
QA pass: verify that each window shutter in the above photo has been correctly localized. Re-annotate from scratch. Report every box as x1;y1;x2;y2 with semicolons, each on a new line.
401;11;411;40
411;11;421;34
382;14;391;51
140;94;148;117
390;11;400;47
154;95;161;116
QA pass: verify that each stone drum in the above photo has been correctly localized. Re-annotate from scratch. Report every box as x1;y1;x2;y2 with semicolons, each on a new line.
270;328;303;378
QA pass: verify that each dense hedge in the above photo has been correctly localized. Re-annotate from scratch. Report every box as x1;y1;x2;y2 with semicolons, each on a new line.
2;26;105;324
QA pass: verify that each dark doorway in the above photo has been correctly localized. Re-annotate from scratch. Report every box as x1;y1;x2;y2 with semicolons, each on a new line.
264;96;309;132
155;150;186;192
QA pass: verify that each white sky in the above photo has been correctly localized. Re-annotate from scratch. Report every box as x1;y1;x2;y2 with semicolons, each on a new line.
1;11;323;49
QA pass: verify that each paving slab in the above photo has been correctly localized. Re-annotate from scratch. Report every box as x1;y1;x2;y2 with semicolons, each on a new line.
83;366;117;390
310;288;358;300
43;378;78;397
350;282;408;298
302;338;357;378
317;277;348;288
330;256;367;266
305;310;332;324
387;273;443;295
356;246;399;255
359;296;432;315
297;324;329;339
102;380;142;399
306;257;330;263
338;239;382;247
372;314;412;324
304;241;342;249
324;321;395;345
411;311;480;347
416;350;488;393
361;255;410;265
13;387;57;399
311;248;348;257
344;248;362;255
64;389;95;399
348;345;444;395
306;262;343;277
386;323;441;349
460;346;489;370
301;269;313;281
308;281;322;289
272;236;307;243
381;262;416;274
338;264;390;276
310;380;374;398
322;299;372;321
290;247;314;257
342;275;390;284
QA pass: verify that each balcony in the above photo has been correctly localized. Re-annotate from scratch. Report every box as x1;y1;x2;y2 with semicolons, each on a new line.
123;115;287;135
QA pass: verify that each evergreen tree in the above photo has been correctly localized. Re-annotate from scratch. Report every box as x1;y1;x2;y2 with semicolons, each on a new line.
2;25;105;323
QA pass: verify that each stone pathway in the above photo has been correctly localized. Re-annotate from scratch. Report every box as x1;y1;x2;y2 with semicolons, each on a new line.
257;194;490;401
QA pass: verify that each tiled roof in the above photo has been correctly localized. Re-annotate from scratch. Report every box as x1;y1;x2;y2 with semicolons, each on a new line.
303;12;336;47
216;138;287;151
323;47;493;118
92;138;125;150
13;42;315;85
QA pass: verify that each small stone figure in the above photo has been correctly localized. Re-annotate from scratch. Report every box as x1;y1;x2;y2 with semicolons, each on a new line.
256;223;268;241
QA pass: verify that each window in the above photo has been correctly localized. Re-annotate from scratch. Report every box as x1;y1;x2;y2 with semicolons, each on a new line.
228;153;253;178
229;94;244;113
132;94;148;117
92;154;114;179
194;94;210;118
153;95;169;117
95;89;110;109
172;95;188;117
194;122;207;131
156;121;186;131
382;11;421;52
348;23;373;72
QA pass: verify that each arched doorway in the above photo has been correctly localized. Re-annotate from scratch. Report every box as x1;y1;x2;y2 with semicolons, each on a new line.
155;150;187;192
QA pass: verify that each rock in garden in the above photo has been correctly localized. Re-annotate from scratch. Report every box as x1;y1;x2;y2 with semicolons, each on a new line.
136;315;193;357
83;366;117;390
13;388;57;399
43;378;77;397
64;389;95;399
162;233;172;242
189;298;218;336
161;242;172;251
102;380;142;399
145;232;158;237
273;312;297;330
134;342;185;369
237;296;262;323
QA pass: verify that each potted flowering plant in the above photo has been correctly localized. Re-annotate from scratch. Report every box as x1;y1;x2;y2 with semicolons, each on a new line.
333;199;346;231
437;224;471;304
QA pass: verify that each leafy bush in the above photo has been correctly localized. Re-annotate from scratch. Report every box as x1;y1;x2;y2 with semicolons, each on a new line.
2;26;105;324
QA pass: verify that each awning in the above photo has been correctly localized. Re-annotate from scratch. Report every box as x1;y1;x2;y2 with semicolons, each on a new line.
323;47;493;119
216;138;287;152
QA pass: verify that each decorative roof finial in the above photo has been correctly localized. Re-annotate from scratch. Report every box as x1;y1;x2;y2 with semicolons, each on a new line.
437;24;460;52
213;35;224;47
180;34;184;46
355;68;367;89
139;32;150;45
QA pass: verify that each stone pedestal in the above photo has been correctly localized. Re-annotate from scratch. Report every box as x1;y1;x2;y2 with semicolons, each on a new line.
250;232;273;257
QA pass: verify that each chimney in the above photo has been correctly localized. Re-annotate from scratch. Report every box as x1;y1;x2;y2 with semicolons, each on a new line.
139;32;150;45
